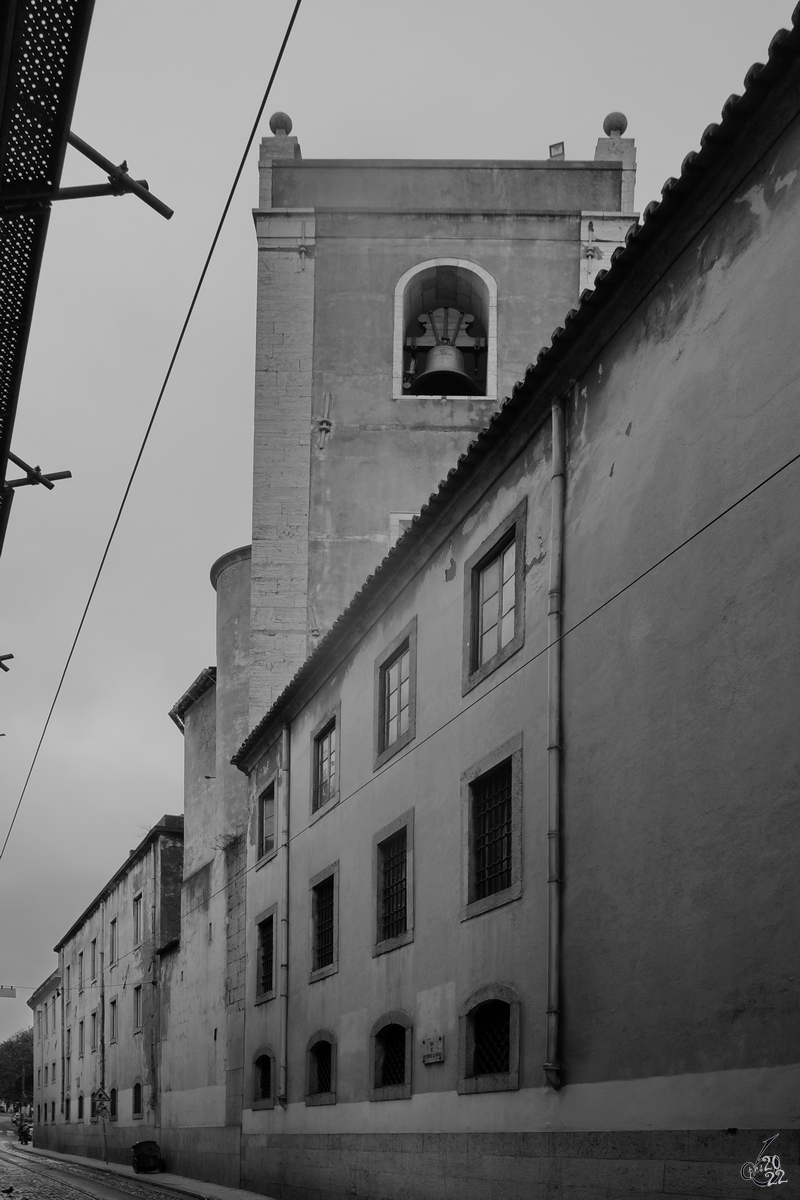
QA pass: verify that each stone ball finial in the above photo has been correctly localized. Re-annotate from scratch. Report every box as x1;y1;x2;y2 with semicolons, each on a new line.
269;111;293;136
603;112;628;137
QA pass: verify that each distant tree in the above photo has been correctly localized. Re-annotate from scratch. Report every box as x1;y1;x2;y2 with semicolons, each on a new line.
0;1028;33;1103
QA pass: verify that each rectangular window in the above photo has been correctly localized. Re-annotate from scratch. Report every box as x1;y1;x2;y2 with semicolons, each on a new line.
78;951;84;991
133;895;142;945
133;985;142;1029
78;1020;84;1056
373;811;414;955
109;918;117;964
66;1027;71;1055
110;998;118;1041
257;783;275;861
43;1003;48;1035
463;500;527;694
90;938;97;979
374;617;417;769
65;1056;70;1087
90;1011;97;1050
379;828;407;940
256;912;275;1001
37;1068;41;1089
309;863;339;982
313;719;337;812
461;735;523;921
44;1064;48;1086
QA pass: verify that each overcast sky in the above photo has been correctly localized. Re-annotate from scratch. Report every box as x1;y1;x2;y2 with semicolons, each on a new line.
0;0;793;1042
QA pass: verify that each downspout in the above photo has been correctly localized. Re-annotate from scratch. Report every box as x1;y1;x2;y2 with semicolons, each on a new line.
59;949;65;1118
278;724;291;1107
544;393;567;1091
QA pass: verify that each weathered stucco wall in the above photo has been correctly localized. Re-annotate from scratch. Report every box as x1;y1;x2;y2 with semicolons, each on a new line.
560;102;800;1089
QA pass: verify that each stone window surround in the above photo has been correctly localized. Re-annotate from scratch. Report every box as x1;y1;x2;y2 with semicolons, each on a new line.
309;702;341;823
372;809;415;957
460;733;523;922
252;1045;275;1111
462;499;528;696
392;258;498;401
305;1029;337;1107
458;983;521;1095
308;861;339;983
373;616;418;771
254;903;278;1005
369;1010;413;1102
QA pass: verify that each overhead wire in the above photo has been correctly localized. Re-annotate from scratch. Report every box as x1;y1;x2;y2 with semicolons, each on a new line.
0;0;303;866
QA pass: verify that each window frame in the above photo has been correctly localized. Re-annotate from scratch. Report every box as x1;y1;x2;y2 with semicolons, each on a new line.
308;862;339;983
252;1045;275;1111
310;703;340;819
132;893;143;946
305;1030;337;1107
372;809;414;957
460;733;523;921
462;500;527;695
132;1078;143;1119
109;917;117;965
133;984;143;1031
90;1010;97;1051
109;998;118;1043
458;984;520;1094
373;616;418;770
256;777;278;866
78;1020;84;1058
254;905;277;1005
369;1010;413;1102
78;951;84;992
90;938;97;981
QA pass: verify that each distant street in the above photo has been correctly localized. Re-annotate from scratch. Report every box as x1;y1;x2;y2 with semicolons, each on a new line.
0;1114;171;1200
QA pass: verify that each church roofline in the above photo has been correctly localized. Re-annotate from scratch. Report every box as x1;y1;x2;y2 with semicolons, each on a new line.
233;8;800;772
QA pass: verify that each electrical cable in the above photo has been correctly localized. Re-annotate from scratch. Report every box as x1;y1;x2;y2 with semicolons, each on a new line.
0;0;303;866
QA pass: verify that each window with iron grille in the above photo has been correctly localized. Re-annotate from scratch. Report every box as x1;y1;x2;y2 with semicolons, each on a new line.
258;782;275;860
253;1049;274;1109
461;735;522;921
380;829;406;941
375;1024;407;1088
305;1031;336;1105
313;719;337;812
458;985;520;1094
256;914;274;999
374;618;417;769
472;759;512;900
313;877;335;970
470;1001;510;1075
463;501;526;695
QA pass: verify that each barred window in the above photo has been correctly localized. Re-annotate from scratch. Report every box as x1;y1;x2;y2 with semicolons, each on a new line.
313;877;335;970
258;783;275;860
471;759;512;900
309;1041;331;1094
313;720;337;812
257;915;274;997
379;829;407;941
470;1000;510;1075
375;1024;407;1088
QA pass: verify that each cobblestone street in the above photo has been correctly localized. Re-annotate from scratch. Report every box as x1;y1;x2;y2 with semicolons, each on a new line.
0;1143;174;1200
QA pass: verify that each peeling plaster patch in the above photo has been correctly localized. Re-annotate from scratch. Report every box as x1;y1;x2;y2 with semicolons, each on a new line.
734;182;769;221
444;556;456;582
625;423;632;436
774;169;797;192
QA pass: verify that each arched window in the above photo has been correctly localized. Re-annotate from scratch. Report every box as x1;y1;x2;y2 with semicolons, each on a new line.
458;984;520;1094
306;1030;336;1106
393;259;498;400
109;1088;117;1120
77;1094;84;1120
65;1096;71;1122
252;1046;274;1111
132;1081;143;1117
369;1011;412;1101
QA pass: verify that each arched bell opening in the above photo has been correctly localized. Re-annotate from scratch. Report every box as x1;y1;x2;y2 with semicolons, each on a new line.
399;263;492;398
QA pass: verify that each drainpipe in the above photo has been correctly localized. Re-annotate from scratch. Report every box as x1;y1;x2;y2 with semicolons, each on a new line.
544;394;567;1091
59;949;65;1118
278;724;291;1107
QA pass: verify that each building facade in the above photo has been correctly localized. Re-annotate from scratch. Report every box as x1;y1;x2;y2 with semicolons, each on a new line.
30;970;60;1128
30;816;183;1158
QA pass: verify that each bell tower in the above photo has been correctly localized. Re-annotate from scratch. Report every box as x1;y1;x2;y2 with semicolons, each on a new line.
250;113;636;722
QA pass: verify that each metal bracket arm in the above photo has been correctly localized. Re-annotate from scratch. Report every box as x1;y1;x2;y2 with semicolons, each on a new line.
68;132;174;220
5;452;71;491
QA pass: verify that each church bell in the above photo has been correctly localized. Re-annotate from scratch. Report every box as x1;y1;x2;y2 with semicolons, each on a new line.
409;308;480;396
